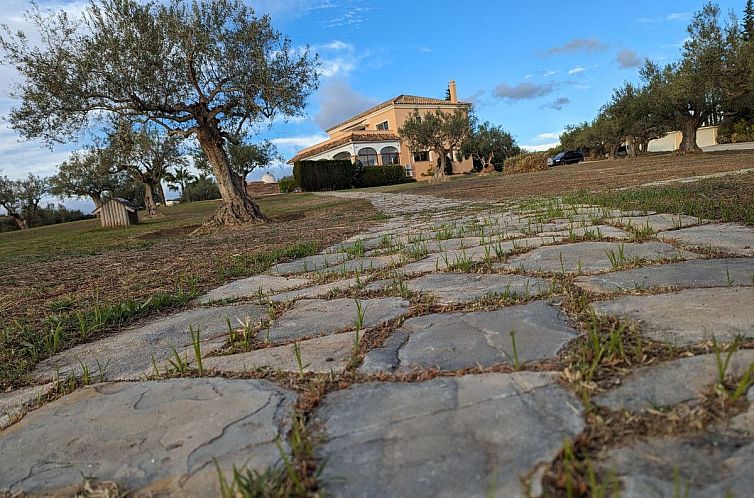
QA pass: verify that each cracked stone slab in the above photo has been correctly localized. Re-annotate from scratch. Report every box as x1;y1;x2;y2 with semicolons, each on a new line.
658;223;754;256
575;258;754;293
606;213;702;232
0;378;296;497
592;287;754;345
0;383;55;430
539;224;632;240
197;275;309;303
33;304;266;382
594;350;754;411
502;241;696;274
598;424;754;498
315;372;584;498
264;297;409;342
320;255;399;274
204;332;357;374
360;301;578;373
268;253;352;275
269;277;359;302
405;273;551;305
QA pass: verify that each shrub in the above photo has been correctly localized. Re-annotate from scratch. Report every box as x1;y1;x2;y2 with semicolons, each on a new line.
503;152;549;175
293;160;354;192
278;175;296;193
354;165;416;188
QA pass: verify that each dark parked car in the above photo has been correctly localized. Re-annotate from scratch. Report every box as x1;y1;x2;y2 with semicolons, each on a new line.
548;150;584;166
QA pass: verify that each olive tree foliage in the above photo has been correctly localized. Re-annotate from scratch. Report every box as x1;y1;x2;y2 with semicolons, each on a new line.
109;122;186;216
50;146;126;209
460;118;521;171
0;0;318;225
228;139;280;188
640;3;727;154
0;172;48;230
399;108;471;181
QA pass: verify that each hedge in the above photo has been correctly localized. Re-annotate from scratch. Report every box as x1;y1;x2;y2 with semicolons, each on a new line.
293;160;354;191
503;152;549;175
278;175;297;193
354;165;416;188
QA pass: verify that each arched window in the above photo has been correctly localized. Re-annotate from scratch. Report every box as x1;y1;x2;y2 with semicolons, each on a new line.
380;146;400;165
333;151;351;161
358;147;378;166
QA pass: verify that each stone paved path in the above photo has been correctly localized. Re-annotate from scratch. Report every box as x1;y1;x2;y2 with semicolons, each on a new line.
2;189;754;496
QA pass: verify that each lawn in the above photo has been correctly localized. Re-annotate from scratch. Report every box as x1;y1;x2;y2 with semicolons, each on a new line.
0;193;380;389
370;150;754;201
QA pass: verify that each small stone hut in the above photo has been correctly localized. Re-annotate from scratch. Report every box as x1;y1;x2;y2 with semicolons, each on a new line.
93;197;139;228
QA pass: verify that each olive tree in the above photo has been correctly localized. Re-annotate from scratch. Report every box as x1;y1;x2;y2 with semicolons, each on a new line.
0;173;48;230
110;122;185;216
50;147;126;209
641;3;726;153
399;108;471;181
0;0;318;225
460;119;521;171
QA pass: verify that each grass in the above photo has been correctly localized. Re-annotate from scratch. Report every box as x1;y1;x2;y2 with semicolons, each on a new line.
564;172;754;225
0;193;380;390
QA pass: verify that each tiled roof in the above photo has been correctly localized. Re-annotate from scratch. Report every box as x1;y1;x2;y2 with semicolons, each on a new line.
325;95;470;132
288;131;401;163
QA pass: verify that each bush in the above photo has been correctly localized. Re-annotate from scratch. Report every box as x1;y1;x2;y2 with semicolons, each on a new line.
503;152;549;175
293;160;354;192
278;175;297;193
354;165;416;188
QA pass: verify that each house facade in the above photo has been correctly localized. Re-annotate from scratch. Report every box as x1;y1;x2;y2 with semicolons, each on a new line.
288;81;474;180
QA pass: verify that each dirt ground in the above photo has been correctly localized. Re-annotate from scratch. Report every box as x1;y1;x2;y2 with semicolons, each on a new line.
378;150;754;201
1;195;378;326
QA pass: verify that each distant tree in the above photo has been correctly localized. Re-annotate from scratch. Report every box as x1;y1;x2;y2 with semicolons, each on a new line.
110;123;185;216
0;173;48;229
165;165;197;201
641;4;727;153
744;0;754;41
460;119;521;171
0;0;318;225
399;108;471;181
184;173;221;202
227;139;280;190
50;147;125;208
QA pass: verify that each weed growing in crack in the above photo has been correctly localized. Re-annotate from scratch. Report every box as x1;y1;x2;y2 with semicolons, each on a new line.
604;244;627;269
215;414;322;498
190;326;204;375
711;336;754;401
292;342;309;378
167;347;189;375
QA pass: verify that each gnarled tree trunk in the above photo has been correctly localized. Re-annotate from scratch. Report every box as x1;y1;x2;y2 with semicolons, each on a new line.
143;182;159;216
626;136;638;158
678;117;704;154
195;124;266;225
90;192;103;210
432;149;448;182
10;213;28;230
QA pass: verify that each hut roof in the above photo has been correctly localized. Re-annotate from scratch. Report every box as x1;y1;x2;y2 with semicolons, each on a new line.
92;197;138;215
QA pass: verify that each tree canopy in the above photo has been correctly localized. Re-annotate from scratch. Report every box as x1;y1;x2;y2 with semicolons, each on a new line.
0;0;318;224
0;173;48;229
399;108;471;181
460;119;520;171
50;147;126;208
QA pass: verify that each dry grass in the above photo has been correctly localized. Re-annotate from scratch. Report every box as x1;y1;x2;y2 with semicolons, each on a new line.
503;152;548;175
371;150;754;201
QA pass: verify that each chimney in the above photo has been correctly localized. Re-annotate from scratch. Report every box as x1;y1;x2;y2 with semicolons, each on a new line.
448;80;458;103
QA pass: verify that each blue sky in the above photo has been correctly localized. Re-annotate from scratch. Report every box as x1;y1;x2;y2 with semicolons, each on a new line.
0;0;747;209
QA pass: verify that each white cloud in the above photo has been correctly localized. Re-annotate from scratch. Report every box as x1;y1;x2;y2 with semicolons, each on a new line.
568;66;586;75
666;12;690;21
520;142;559;152
536;131;562;140
313;40;370;79
270;134;329;149
313;80;378;130
543;70;559;77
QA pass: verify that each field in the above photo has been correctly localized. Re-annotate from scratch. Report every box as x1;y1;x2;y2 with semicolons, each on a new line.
371;150;754;202
1;193;380;389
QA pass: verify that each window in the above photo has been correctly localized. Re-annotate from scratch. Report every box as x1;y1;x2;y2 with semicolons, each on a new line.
333;151;351;160
375;121;389;131
412;151;430;162
357;147;378;166
380;146;400;165
404;165;413;178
